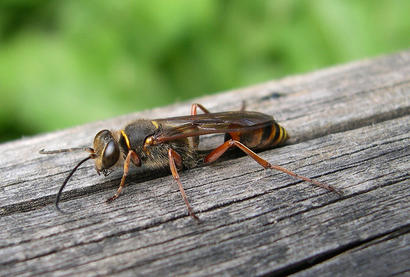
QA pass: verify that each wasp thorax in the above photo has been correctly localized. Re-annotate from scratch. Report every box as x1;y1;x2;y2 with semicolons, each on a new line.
93;130;120;173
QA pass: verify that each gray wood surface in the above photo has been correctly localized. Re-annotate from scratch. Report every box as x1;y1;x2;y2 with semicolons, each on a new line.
0;51;409;277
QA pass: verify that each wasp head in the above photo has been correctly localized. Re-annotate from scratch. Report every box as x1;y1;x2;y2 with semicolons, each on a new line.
93;130;120;175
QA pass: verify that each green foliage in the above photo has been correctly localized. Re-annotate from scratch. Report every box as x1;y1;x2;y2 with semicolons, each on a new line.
0;0;409;142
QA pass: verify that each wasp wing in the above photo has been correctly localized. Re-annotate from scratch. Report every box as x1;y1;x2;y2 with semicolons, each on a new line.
153;111;275;143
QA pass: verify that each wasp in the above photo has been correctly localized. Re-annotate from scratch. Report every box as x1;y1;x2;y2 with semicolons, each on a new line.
40;103;341;221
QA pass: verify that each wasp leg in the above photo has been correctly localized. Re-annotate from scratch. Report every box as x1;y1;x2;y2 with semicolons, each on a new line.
191;103;211;115
240;100;246;111
204;139;342;195
190;103;211;148
168;148;200;221
106;150;139;203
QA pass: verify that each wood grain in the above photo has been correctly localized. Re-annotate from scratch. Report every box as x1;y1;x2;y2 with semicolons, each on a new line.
0;51;409;276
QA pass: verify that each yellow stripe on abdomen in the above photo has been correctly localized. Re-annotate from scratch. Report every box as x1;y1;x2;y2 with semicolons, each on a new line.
270;124;288;147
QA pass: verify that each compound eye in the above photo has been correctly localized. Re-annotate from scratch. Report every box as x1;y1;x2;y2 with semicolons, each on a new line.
102;140;120;169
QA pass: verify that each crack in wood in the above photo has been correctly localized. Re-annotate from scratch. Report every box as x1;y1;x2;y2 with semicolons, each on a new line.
261;224;410;277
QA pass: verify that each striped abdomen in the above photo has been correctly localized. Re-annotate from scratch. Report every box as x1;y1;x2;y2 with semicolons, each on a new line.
225;121;289;150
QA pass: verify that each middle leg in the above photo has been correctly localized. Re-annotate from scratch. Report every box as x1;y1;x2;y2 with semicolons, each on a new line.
168;148;200;221
191;103;211;115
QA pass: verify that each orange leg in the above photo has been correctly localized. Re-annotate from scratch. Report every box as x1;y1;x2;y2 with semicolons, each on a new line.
190;103;210;149
205;139;342;195
191;103;211;115
240;101;246;111
191;102;246;114
168;148;200;221
106;150;139;203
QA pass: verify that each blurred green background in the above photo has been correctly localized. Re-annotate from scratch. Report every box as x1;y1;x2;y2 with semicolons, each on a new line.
0;0;409;142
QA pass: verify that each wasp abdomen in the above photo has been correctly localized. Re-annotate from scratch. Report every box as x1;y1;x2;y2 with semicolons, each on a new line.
225;122;288;150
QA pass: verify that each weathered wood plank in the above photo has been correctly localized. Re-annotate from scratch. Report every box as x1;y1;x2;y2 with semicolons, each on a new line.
1;116;408;276
294;229;410;277
0;51;409;276
1;51;409;211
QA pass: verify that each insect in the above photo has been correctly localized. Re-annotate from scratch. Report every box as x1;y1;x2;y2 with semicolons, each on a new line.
40;103;341;221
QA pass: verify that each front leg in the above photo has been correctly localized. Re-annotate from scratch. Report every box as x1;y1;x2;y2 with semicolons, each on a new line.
106;150;140;203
